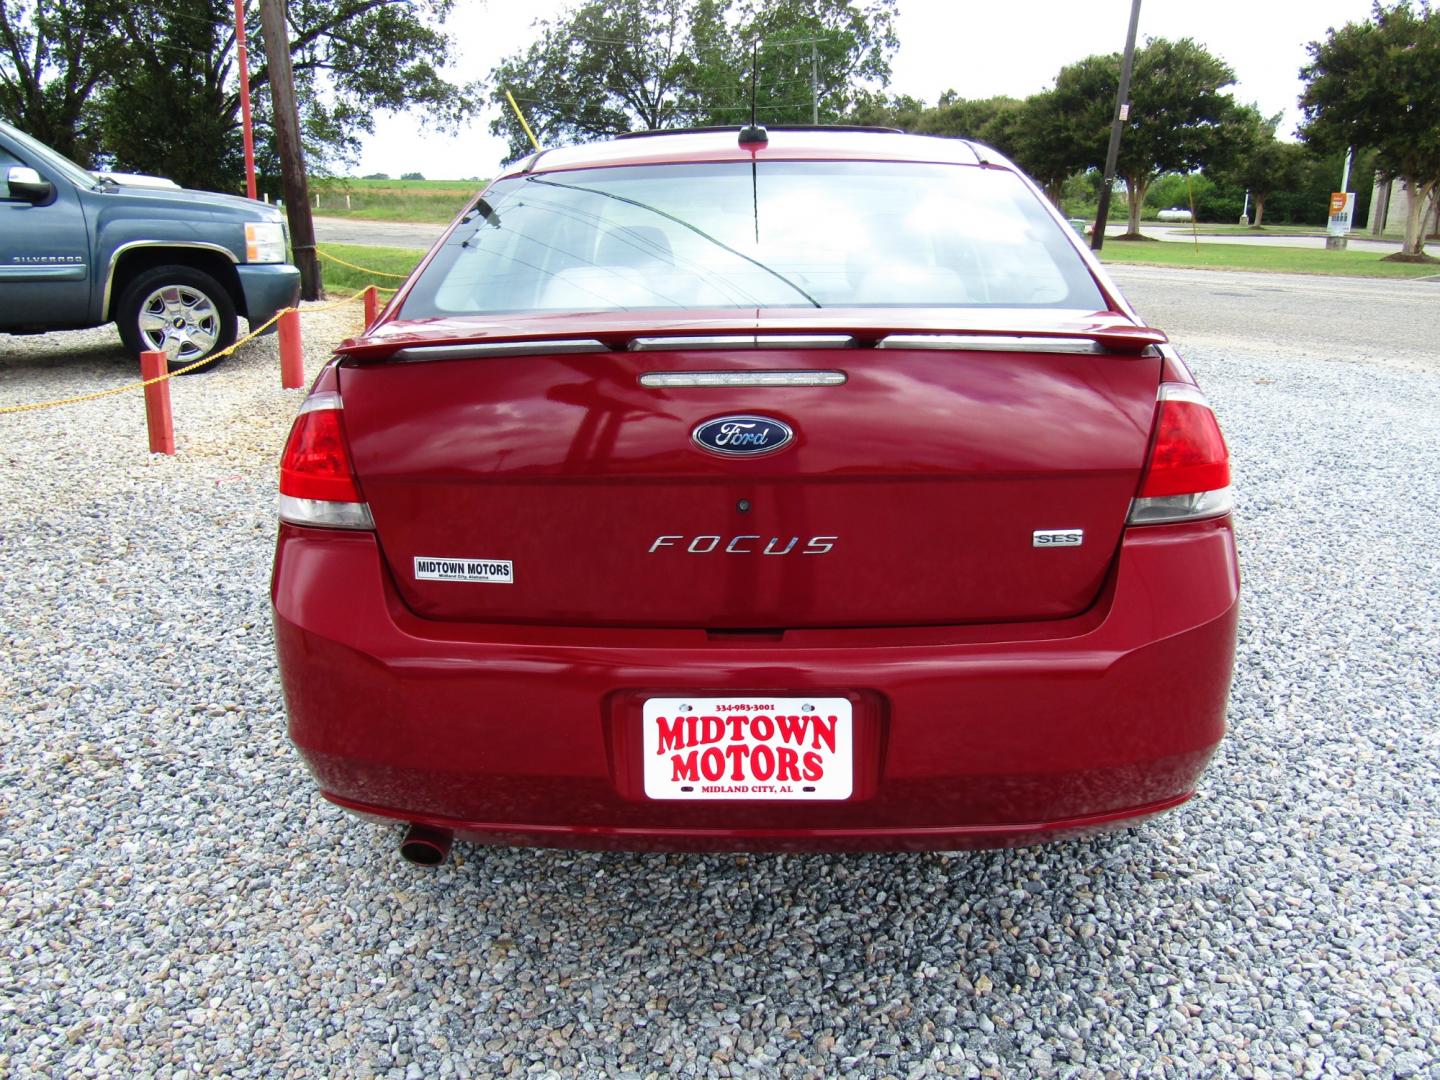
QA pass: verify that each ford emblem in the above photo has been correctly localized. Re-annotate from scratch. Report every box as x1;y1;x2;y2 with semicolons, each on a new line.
692;414;794;457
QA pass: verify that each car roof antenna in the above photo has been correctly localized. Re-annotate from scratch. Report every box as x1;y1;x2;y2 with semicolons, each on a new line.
738;42;767;147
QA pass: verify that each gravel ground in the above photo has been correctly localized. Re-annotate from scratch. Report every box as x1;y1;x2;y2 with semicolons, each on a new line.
1;279;1438;1078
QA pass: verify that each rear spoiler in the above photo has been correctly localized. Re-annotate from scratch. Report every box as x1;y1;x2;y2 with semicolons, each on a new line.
874;328;1166;355
334;320;1167;364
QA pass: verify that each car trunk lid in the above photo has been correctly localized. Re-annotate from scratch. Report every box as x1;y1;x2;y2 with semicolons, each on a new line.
337;309;1164;628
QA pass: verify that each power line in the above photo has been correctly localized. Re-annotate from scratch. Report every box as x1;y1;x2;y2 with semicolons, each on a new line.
139;7;236;30
503;76;830;111
562;29;847;49
130;40;226;64
508;97;821;115
508;95;824;111
501;73;824;96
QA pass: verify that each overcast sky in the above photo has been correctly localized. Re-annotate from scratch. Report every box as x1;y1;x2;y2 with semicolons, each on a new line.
351;0;1380;179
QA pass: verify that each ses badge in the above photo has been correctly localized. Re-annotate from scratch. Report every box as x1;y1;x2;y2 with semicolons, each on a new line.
414;556;513;584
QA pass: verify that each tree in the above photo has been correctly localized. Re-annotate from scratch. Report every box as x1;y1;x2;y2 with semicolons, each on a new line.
1218;113;1309;229
488;0;898;160
0;0;127;162
1300;1;1440;260
724;0;898;126
96;0;245;190
489;0;718;155
1046;38;1243;238
845;90;924;130
913;94;1022;150
844;91;1024;159
1009;86;1103;201
1260;146;1376;226
0;0;478;191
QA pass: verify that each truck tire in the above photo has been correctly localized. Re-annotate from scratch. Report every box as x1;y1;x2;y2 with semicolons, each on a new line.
115;265;238;374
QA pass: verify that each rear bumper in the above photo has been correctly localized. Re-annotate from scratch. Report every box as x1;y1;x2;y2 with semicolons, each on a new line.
326;790;1196;853
272;517;1239;852
236;263;300;330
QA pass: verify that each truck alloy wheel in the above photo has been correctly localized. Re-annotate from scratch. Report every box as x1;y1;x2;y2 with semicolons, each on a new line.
116;266;238;374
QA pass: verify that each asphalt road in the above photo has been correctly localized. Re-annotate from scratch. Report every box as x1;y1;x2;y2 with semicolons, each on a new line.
314;215;446;249
1107;265;1440;374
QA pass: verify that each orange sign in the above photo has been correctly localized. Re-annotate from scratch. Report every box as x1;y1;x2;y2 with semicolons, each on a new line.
1330;192;1348;214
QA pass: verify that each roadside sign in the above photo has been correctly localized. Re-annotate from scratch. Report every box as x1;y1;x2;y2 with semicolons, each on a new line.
1327;192;1355;236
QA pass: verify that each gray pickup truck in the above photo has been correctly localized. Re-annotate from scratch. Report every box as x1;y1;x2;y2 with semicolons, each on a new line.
1;119;300;371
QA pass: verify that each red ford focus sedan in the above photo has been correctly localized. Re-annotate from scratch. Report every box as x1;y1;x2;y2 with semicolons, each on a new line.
271;127;1238;864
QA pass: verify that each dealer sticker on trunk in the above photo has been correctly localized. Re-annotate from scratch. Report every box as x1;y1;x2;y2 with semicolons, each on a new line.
642;697;853;800
413;556;514;584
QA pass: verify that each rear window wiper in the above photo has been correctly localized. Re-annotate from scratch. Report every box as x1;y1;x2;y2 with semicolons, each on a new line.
459;197;501;247
523;174;821;309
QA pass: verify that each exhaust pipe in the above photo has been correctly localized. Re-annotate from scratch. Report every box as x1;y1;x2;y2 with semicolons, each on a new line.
399;823;453;866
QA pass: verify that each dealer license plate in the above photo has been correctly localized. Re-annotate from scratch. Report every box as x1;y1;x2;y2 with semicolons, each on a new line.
642;697;853;800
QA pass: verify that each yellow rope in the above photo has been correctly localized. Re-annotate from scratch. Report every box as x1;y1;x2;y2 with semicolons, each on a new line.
0;293;368;415
315;247;413;280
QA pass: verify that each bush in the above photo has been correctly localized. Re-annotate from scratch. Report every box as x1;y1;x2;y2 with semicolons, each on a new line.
400;171;426;181
1145;173;1215;218
1058;170;1103;219
1140;172;1254;224
1266;148;1375;227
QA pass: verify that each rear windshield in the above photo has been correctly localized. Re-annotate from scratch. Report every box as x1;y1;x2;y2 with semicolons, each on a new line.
399;160;1105;317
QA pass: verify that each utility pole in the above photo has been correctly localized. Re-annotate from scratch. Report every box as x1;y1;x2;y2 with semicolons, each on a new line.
811;43;818;125
258;0;321;299
234;0;257;200
1091;0;1143;252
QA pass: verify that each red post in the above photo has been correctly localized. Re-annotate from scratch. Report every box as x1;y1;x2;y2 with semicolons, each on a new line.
278;308;304;389
235;0;257;200
140;350;176;455
363;284;378;326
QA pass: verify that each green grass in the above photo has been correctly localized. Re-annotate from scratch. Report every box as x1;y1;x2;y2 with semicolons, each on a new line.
308;177;482;223
1097;240;1439;279
314;243;424;294
1160;223;1330;238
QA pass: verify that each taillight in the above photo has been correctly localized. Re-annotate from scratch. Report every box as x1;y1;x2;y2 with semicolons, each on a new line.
278;392;374;530
1128;383;1232;525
